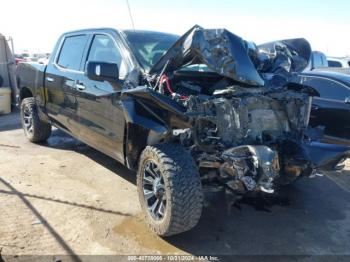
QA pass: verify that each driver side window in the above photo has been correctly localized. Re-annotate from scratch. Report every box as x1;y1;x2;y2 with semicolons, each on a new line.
87;34;128;79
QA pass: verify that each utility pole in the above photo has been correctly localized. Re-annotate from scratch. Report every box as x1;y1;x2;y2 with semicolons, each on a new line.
126;0;135;31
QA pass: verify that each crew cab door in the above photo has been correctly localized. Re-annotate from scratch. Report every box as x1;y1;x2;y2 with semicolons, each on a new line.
45;34;89;135
303;76;350;143
74;34;128;163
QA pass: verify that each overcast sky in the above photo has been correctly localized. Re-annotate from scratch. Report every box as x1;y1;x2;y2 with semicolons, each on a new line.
1;0;349;56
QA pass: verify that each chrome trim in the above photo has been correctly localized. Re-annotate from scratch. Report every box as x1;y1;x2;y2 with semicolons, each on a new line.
76;84;86;91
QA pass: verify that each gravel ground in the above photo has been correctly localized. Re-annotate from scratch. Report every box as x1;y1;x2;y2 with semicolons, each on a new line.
0;112;350;259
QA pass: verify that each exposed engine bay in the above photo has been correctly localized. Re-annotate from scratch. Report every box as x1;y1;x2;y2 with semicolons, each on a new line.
122;25;350;198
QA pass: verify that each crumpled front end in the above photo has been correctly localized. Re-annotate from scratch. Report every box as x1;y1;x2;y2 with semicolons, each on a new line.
182;87;314;195
220;145;280;194
122;25;349;198
149;25;311;86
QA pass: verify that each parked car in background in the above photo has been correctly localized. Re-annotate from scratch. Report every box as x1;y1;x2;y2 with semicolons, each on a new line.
37;54;50;65
305;51;329;70
292;70;350;145
20;53;30;62
327;57;350;68
0;33;17;103
14;54;25;65
305;51;350;75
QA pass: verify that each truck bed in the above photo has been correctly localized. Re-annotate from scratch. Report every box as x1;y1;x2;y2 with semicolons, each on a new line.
17;62;46;88
16;62;46;100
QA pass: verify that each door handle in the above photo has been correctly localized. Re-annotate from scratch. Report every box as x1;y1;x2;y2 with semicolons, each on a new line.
76;84;86;91
311;105;319;110
46;77;54;82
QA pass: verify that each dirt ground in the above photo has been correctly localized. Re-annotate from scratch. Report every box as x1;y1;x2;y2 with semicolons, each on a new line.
1;112;350;259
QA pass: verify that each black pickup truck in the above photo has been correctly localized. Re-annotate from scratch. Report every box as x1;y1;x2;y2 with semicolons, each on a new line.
17;26;350;236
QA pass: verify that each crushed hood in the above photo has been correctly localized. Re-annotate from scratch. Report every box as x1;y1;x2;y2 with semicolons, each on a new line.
150;25;311;87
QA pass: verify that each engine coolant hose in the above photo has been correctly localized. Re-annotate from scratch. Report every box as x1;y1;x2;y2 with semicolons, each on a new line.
159;74;188;100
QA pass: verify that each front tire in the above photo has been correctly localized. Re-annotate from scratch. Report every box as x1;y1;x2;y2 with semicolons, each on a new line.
137;143;203;236
20;97;51;143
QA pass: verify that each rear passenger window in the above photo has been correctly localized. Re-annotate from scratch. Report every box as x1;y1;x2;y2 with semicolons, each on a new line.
57;35;88;71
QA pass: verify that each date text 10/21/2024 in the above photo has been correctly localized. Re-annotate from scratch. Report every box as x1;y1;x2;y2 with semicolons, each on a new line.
127;255;220;261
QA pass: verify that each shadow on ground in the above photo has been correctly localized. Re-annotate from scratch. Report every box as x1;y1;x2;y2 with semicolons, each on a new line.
0;177;84;262
0;111;21;132
167;177;350;255
7;126;350;257
42;129;136;185
0;187;133;217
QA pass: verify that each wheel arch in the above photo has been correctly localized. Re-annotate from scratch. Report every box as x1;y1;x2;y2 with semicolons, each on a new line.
20;86;33;101
121;89;190;170
124;122;167;170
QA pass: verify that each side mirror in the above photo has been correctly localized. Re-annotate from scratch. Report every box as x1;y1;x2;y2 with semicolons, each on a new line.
86;61;119;82
345;97;350;104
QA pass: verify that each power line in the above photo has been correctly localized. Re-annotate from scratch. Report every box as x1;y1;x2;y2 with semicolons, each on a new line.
126;0;135;31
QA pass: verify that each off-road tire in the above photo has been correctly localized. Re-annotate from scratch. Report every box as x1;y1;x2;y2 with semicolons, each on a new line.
137;143;203;236
20;97;51;143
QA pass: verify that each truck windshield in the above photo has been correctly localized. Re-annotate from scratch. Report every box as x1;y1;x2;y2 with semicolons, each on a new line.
123;30;179;71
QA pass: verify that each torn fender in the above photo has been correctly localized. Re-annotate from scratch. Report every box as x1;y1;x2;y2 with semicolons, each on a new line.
121;86;190;134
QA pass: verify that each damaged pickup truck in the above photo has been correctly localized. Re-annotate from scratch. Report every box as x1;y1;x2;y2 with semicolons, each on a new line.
17;25;350;236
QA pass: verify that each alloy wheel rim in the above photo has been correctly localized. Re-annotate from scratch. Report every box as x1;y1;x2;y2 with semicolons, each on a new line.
23;106;33;134
142;160;166;221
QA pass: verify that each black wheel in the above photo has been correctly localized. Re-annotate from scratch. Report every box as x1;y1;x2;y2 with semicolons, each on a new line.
137;143;203;236
20;97;51;143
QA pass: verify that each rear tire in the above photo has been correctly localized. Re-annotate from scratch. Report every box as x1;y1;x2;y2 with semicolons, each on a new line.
137;143;203;236
20;97;51;143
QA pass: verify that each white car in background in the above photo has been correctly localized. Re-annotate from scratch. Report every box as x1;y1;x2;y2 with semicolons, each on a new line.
37;56;49;64
327;57;350;68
